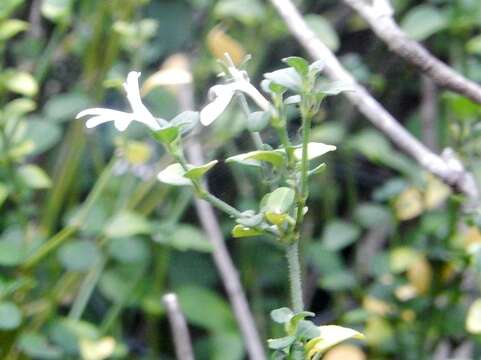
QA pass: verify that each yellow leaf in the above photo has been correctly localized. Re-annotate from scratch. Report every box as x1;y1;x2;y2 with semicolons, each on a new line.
401;309;416;322
424;174;450;210
362;296;392;316
80;337;116;360
394;284;418;301
142;54;193;96
123;141;152;165
407;255;432;294
305;325;364;359
466;299;481;334
323;344;366;360
207;26;246;65
393;187;423;221
463;226;481;251
364;317;393;347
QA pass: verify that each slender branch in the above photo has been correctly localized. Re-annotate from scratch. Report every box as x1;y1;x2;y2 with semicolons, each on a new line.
162;293;195;360
342;0;481;105
268;0;479;204
174;59;267;360
286;242;304;313
420;75;438;151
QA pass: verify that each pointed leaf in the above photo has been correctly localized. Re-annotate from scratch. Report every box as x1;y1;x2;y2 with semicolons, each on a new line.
184;160;218;180
271;307;294;323
232;225;264;238
264;187;295;215
283;56;309;77
293;142;336;161
157;163;192;186
267;335;296;350
264;67;302;91
226;150;285;167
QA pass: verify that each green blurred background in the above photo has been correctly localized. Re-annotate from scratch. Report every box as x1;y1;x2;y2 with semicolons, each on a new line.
2;0;481;359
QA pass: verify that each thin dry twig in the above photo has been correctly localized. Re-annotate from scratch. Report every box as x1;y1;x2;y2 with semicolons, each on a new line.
162;293;195;360
173;58;266;360
268;0;479;204
343;0;481;105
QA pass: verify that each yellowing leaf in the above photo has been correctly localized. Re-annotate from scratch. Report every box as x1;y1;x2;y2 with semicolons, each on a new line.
305;325;363;358
462;226;481;250
424;174;450;210
364;317;393;347
390;247;420;273
293;142;336;161
79;337;116;360
362;296;392;316
393;187;423;220
323;345;366;360
394;284;418;301
142;54;193;96
122;140;152;165
207;26;246;65
407;255;432;295
466;299;481;334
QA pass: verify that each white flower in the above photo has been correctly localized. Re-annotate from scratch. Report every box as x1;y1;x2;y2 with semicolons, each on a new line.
200;67;270;126
76;71;162;132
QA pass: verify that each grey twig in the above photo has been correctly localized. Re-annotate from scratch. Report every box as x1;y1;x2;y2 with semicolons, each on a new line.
343;0;481;105
174;59;266;360
162;293;195;360
420;75;438;151
268;0;479;204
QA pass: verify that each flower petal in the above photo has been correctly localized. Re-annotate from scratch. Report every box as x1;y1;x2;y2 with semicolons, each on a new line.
76;108;130;120
123;71;160;130
200;91;234;126
85;113;134;132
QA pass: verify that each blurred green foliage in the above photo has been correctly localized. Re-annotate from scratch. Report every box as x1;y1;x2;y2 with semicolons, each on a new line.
1;0;481;359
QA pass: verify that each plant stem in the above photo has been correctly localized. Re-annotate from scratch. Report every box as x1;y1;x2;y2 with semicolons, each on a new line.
286;241;303;312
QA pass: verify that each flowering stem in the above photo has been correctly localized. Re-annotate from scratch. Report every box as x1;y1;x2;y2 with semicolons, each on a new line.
286;241;304;313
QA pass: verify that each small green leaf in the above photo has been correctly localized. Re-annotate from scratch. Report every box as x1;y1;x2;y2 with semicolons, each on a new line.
283;56;309;77
155;224;213;252
267;335;296;350
5;98;36;118
265;211;288;225
57;240;101;272
41;0;73;24
152;126;179;145
264;187;295;215
322;220;360;251
284;95;301;105
0;301;22;330
293;142;336;161
226;150;285;167
286;311;315;335
400;5;448;41
231;225;264;238
270;307;294;324
108;237;149;264
0;19;28;40
308;163;326;177
296;320;320;340
18;164;52;189
157;163;192;186
247;111;270;132
304;15;339;51
44;93;91;122
19;332;63;359
264;67;302;91
105;211;151;238
3;70;38;97
184;160;218;180
316;80;354;96
170;110;199;133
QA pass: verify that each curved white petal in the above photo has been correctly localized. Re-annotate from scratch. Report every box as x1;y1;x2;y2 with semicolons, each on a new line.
85;113;134;132
200;91;234;126
123;71;160;130
76;108;130;120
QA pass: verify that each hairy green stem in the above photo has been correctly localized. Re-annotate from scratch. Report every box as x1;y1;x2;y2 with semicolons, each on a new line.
286;242;303;313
